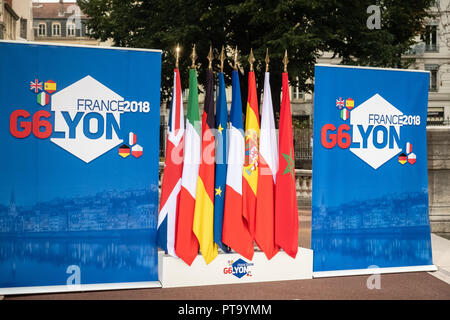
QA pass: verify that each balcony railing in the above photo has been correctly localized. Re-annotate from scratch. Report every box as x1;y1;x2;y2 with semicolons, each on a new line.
158;162;313;208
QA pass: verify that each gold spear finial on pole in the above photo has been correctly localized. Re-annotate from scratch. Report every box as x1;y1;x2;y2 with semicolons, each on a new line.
248;48;255;72
190;44;197;69
283;49;289;73
219;46;225;73
175;43;180;69
265;48;269;72
233;46;239;70
207;44;214;70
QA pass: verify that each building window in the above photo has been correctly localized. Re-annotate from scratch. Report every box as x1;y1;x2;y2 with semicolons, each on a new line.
422;25;438;52
425;64;439;92
67;23;76;37
52;23;61;37
38;23;46;36
20;18;27;39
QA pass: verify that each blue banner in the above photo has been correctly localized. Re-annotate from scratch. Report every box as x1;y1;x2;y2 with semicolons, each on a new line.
0;41;161;291
312;65;434;274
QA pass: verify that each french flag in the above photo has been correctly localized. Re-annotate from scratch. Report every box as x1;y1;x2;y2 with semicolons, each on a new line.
222;70;254;261
157;68;184;257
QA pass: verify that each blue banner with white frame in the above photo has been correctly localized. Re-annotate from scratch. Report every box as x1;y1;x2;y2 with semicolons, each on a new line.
312;64;435;275
0;41;161;293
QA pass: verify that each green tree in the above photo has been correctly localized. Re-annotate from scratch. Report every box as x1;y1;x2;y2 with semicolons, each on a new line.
77;0;433;113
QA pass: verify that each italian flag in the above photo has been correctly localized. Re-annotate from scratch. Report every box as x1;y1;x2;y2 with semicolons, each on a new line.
37;92;49;106
175;68;201;266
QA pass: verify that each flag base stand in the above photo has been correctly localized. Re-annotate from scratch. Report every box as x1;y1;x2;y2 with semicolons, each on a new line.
158;247;313;288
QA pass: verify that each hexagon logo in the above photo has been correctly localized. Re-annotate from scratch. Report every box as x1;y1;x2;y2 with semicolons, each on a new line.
349;94;403;170
231;258;253;279
50;75;123;163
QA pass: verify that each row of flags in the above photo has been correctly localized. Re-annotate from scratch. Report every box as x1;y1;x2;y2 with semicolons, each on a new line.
157;63;299;265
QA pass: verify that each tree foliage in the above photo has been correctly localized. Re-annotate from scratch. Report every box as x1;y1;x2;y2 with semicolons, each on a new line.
77;0;433;111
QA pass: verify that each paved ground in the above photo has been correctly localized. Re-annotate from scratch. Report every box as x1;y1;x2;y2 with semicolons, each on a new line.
3;272;449;300
2;215;450;300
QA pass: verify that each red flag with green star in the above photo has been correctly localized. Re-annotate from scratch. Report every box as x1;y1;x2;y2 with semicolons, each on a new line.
274;72;299;258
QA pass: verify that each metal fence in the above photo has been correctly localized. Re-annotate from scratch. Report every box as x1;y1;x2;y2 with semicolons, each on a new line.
293;127;313;163
159;122;314;167
427;119;450;126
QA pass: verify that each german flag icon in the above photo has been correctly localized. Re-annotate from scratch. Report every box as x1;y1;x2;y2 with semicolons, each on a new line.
119;144;130;158
398;153;407;165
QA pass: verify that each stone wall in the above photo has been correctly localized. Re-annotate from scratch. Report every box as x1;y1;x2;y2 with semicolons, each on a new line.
427;127;450;236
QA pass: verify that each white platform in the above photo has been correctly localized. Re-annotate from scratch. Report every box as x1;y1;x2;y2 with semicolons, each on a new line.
158;248;313;288
313;265;438;278
0;281;161;296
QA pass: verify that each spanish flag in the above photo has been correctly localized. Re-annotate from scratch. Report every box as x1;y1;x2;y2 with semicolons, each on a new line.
193;68;218;264
242;69;260;238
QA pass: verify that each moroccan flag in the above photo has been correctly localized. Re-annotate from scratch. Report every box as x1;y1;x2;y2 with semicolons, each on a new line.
255;72;279;260
175;68;201;265
222;70;254;260
274;72;299;258
193;69;218;264
242;70;260;238
213;71;230;252
157;68;185;257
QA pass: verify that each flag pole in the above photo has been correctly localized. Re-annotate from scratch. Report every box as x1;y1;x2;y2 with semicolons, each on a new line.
175;44;180;69
207;45;214;70
283;49;288;73
248;48;255;72
233;46;239;70
191;44;197;69
265;48;269;73
220;46;225;73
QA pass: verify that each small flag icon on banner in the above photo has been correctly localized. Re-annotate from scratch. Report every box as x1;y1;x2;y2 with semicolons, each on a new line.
408;153;416;164
44;80;56;94
131;144;143;158
129;132;137;145
336;97;344;109
346;98;354;109
406;142;412;154
37;91;50;106
119;144;130;158
398;153;407;165
340;108;349;121
30;79;43;93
